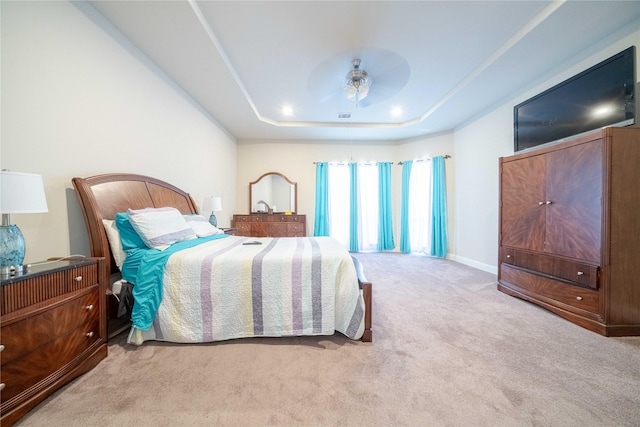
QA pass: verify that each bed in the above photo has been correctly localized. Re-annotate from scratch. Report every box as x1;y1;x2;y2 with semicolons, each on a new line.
72;173;372;344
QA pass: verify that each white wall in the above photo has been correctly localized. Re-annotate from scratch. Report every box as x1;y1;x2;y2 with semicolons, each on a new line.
451;25;640;274
1;1;237;264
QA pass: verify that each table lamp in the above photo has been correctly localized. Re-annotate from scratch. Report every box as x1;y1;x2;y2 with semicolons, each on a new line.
1;171;49;275
202;196;222;227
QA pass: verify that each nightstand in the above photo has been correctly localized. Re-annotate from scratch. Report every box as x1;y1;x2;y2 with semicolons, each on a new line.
0;257;108;426
221;228;237;235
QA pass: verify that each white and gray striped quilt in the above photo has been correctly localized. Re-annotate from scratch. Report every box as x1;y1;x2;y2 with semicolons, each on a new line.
128;236;365;344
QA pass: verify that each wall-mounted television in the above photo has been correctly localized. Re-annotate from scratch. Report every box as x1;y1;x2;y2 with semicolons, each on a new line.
514;46;636;152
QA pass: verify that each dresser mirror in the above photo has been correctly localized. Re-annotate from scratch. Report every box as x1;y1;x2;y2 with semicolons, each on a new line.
250;172;297;213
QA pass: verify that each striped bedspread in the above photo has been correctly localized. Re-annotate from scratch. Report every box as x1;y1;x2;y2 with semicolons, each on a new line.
128;236;365;344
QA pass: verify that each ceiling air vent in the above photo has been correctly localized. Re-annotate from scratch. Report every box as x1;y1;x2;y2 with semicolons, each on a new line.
337;112;352;119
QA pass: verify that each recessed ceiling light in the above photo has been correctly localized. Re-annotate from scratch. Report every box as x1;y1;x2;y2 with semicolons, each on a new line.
282;105;293;116
391;106;403;117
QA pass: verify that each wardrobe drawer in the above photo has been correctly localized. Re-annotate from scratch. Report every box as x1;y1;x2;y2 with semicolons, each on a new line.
501;247;516;265
502;248;599;288
501;264;599;314
1;289;99;366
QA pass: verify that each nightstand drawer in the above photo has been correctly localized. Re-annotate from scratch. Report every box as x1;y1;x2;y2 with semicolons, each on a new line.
1;263;98;315
1;288;100;366
0;315;100;402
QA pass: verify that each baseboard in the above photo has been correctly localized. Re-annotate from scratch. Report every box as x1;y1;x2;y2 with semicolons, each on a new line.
449;254;497;275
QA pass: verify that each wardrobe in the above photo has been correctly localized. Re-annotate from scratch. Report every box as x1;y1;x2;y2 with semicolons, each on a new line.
498;126;640;336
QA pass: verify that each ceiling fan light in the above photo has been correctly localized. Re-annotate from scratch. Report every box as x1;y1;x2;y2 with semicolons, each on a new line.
344;58;372;102
358;82;370;99
345;85;357;99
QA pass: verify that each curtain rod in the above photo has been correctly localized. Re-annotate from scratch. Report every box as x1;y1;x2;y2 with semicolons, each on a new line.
398;155;451;165
313;161;395;165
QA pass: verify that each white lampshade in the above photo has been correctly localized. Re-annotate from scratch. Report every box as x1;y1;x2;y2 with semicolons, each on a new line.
202;196;222;213
212;197;222;212
1;171;49;214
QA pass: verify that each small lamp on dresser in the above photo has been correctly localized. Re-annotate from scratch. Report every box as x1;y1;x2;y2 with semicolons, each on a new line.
0;170;49;276
202;196;222;227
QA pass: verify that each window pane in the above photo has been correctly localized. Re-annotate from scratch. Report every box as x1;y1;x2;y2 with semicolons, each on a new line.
328;164;350;247
358;164;379;251
409;161;431;253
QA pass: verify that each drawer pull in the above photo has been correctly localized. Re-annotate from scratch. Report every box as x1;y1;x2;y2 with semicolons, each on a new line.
75;276;83;282
506;255;512;259
0;344;4;352
85;304;94;311
577;271;584;276
85;331;94;338
545;200;552;205
0;383;5;391
538;201;544;206
576;296;583;301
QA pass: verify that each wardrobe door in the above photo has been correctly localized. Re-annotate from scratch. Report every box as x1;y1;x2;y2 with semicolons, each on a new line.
544;140;602;263
500;154;546;252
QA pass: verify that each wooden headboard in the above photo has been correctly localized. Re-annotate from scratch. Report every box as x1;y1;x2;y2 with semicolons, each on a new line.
72;173;199;278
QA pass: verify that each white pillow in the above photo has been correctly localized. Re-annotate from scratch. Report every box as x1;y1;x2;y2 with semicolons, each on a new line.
102;219;126;269
184;214;224;237
127;207;196;250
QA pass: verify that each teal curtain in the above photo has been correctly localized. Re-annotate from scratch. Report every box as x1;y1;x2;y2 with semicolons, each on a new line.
349;163;359;252
400;160;413;253
430;156;448;257
313;162;329;236
377;162;395;251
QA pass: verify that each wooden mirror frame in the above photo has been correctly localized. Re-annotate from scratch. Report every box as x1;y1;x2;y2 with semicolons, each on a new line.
249;172;297;214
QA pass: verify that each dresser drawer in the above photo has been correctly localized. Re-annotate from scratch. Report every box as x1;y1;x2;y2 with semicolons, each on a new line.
501;264;599;314
0;315;100;402
1;289;100;366
269;223;288;236
501;248;599;289
287;222;305;236
275;215;303;222
235;223;252;236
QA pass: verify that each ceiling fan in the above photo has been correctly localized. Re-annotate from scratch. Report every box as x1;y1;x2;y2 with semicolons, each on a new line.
308;48;411;109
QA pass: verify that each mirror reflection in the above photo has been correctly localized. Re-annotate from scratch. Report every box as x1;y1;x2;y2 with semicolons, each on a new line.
250;172;297;213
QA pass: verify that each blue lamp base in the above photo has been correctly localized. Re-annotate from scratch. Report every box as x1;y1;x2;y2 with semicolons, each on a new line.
208;214;218;227
0;224;26;275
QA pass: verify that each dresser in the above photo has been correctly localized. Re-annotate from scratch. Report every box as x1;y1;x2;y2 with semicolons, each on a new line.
0;257;108;425
498;126;640;336
232;214;306;237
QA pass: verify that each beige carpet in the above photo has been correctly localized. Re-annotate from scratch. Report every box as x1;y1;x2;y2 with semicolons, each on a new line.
18;253;640;426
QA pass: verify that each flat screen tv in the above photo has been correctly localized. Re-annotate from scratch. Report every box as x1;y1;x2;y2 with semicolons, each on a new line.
514;46;636;152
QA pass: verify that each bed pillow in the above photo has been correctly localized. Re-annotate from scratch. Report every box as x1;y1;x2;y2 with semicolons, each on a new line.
102;219;127;269
127;207;196;250
115;212;147;251
184;214;224;237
